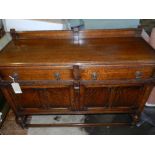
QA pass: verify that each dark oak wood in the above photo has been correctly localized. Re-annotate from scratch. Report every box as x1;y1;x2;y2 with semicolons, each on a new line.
26;122;130;128
0;28;155;128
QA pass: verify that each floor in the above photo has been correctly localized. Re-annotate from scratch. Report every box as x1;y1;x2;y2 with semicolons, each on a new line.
0;107;155;135
0;110;27;135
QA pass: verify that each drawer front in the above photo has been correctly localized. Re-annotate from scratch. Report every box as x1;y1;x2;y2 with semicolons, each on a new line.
0;67;73;81
80;66;154;80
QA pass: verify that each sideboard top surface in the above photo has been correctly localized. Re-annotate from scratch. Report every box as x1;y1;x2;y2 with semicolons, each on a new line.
0;29;155;67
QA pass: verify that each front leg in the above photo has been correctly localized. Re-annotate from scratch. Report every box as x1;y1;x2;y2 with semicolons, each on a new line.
15;115;27;129
131;114;140;126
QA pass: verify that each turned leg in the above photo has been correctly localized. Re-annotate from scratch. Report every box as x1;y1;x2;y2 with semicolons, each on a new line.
15;115;27;129
131;114;140;126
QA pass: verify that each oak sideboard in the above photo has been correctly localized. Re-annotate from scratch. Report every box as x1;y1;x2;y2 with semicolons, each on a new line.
0;28;155;128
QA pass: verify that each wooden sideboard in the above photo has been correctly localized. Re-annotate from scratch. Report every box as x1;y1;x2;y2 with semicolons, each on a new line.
0;28;155;128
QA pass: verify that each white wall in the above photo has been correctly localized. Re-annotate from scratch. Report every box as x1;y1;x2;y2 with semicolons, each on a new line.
83;19;139;29
2;19;140;32
3;19;64;32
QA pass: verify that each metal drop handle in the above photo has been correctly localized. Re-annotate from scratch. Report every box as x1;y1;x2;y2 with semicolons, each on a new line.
91;72;97;80
9;72;19;82
54;72;61;80
135;71;142;79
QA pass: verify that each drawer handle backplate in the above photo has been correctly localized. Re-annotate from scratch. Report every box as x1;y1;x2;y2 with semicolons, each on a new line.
135;71;142;79
54;72;61;80
9;72;19;82
91;72;97;80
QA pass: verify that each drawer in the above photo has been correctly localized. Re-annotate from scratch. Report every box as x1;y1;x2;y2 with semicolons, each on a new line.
80;66;154;80
0;67;73;81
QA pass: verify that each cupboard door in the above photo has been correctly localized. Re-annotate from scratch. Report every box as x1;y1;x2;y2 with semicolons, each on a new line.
80;85;110;109
7;84;74;112
80;84;144;111
108;86;143;108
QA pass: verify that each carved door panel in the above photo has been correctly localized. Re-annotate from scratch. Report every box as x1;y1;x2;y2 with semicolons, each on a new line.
80;84;145;111
7;84;74;112
108;86;144;108
80;85;110;110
